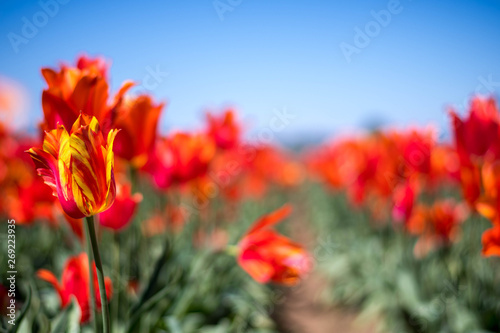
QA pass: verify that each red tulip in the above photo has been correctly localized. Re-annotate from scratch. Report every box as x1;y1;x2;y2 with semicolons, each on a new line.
237;205;311;285
144;132;216;188
450;97;500;160
37;253;112;323
99;182;142;231
206;109;240;150
392;180;416;224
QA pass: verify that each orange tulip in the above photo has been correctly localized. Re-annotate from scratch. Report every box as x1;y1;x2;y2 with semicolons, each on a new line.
41;55;132;132
481;226;500;257
112;94;164;168
144;132;216;188
27;114;118;219
407;200;466;258
37;253;112;323
237;205;311;285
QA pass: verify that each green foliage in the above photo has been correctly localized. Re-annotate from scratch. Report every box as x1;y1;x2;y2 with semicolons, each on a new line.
0;183;282;333
309;183;500;333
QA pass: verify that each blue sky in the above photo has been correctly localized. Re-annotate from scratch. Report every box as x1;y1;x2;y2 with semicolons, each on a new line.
1;0;500;141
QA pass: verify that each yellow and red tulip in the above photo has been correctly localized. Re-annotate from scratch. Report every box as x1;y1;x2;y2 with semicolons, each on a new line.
27;114;118;219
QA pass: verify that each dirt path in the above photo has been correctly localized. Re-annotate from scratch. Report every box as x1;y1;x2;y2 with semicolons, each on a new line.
274;274;378;333
274;191;380;333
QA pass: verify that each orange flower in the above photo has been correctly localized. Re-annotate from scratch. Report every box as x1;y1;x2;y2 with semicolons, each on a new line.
76;54;109;78
99;182;142;231
407;200;467;258
37;253;112;323
144;132;216;188
206;109;241;150
112;94;164;168
237;205;311;285
40;55;132;132
27;114;118;219
475;160;500;225
481;226;500;257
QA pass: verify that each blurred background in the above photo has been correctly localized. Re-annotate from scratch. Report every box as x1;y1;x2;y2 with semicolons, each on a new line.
1;0;500;140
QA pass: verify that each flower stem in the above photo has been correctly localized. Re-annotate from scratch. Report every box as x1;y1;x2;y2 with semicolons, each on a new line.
84;218;99;333
86;215;110;333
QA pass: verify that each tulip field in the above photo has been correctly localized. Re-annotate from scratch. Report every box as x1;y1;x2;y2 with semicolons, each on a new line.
1;56;500;333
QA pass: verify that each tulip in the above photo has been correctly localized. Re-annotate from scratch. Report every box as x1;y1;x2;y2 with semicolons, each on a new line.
407;200;466;258
449;97;500;160
481;226;500;257
28;114;116;332
206;109;240;150
237;204;311;285
27;114;118;219
112;94;164;168
392;181;416;224
99;182;142;231
41;55;132;132
37;253;112;323
144;132;216;188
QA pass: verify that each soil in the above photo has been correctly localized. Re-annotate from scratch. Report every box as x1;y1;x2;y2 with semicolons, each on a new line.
274;273;379;333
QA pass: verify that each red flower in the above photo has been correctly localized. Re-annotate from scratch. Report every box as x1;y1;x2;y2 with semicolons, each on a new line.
144;132;216;188
37;253;112;323
99;182;142;231
206;109;241;150
399;129;433;175
237;205;311;285
450;97;500;160
392;180;416;224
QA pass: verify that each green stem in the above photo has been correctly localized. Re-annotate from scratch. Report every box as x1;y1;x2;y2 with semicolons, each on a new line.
86;216;110;333
84;218;99;333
